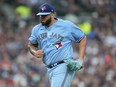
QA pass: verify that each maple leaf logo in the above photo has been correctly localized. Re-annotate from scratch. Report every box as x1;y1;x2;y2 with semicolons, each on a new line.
53;42;62;49
41;6;46;11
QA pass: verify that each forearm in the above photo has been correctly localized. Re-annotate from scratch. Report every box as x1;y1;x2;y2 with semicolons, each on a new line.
79;36;87;60
28;42;44;58
28;42;38;55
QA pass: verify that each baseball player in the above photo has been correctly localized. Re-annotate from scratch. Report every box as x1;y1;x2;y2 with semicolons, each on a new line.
28;3;87;87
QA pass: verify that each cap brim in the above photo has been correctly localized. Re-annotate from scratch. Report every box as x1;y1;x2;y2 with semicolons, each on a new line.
36;12;51;15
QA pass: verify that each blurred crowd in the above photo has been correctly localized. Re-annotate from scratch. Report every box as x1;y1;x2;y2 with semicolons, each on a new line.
0;0;116;87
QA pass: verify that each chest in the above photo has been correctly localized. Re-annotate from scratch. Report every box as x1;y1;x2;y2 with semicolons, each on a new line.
37;26;69;43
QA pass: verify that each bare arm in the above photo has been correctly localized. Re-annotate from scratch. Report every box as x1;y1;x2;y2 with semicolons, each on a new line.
78;36;87;61
28;42;44;58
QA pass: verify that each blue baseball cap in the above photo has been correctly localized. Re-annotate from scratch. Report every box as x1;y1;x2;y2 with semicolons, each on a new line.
36;3;55;15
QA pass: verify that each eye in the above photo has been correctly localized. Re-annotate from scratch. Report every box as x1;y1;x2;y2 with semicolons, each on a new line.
40;15;48;17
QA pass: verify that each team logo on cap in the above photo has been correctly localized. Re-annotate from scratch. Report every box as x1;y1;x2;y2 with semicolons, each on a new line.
41;6;46;11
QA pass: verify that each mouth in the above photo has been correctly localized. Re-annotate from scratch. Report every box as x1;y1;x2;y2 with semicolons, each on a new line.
41;20;46;23
41;20;46;25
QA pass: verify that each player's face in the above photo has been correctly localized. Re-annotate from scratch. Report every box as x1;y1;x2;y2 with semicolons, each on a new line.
40;14;52;26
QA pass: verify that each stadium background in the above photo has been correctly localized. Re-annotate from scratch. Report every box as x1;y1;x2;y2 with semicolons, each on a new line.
0;0;116;87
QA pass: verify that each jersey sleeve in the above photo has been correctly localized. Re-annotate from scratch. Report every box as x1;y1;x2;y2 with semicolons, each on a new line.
28;25;38;44
67;21;85;42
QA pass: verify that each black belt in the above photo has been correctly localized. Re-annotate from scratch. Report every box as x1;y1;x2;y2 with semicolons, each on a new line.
47;60;65;68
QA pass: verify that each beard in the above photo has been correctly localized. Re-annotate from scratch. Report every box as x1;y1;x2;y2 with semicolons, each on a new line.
41;17;52;26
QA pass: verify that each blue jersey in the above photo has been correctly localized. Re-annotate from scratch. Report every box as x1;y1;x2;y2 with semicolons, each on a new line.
28;18;85;65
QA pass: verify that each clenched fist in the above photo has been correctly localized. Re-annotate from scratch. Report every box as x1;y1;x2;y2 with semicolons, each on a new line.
34;50;44;58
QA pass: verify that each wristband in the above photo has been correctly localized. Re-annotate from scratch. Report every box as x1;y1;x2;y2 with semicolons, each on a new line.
31;49;36;54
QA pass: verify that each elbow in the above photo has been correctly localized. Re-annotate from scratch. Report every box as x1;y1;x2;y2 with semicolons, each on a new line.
83;36;87;44
28;42;31;48
79;36;87;45
84;36;87;42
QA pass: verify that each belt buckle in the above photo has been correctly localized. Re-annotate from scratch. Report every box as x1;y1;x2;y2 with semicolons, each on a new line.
47;60;64;68
51;62;58;68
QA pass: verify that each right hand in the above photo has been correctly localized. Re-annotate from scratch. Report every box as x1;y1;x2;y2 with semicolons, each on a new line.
34;50;44;58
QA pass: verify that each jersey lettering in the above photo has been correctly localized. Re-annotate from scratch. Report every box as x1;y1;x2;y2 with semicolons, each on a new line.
37;32;64;42
50;32;64;41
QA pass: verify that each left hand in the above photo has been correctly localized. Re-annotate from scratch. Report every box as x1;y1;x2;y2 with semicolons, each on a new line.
65;58;83;71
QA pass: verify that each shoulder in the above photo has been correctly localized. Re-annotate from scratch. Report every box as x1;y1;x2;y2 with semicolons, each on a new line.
58;18;74;25
32;24;41;30
58;19;81;31
65;20;75;26
57;18;74;26
32;23;43;32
